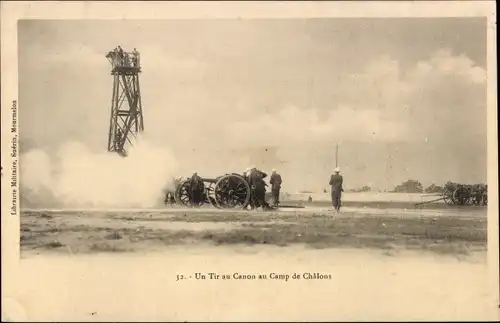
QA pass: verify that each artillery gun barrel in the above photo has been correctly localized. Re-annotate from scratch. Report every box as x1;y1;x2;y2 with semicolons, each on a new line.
415;196;446;207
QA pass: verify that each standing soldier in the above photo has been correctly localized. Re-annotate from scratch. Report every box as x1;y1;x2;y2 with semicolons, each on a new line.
243;167;253;209
189;172;204;206
329;167;344;214
243;167;251;180
269;169;282;206
117;46;124;66
249;166;269;209
132;48;139;67
133;48;140;67
472;184;483;206
164;176;178;206
110;47;120;69
123;52;130;67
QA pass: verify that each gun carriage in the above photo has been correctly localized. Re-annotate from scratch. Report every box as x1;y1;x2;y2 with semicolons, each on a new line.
173;173;252;209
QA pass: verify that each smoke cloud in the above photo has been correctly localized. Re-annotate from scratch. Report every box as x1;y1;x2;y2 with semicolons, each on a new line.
20;138;179;209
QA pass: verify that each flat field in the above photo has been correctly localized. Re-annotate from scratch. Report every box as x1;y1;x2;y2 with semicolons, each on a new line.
20;202;487;256
12;202;495;322
286;192;441;203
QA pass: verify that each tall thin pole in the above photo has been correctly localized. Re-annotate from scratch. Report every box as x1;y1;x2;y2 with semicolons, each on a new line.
335;143;339;167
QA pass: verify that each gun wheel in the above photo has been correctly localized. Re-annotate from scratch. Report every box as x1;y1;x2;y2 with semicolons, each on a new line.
174;179;206;207
442;188;455;205
214;174;251;209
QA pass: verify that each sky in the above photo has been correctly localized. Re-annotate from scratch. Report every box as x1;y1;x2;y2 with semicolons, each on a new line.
18;18;488;193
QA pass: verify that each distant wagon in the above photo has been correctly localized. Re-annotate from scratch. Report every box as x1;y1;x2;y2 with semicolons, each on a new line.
442;182;487;206
417;181;487;207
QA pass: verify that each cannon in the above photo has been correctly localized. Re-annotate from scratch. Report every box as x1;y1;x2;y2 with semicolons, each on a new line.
416;181;487;207
166;172;304;210
173;173;252;209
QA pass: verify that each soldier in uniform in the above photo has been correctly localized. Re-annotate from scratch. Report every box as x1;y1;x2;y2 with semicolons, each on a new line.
117;46;124;66
329;167;344;213
123;52;130;67
164;190;175;206
135;48;141;67
472;184;483;206
269;169;282;206
164;176;180;206
243;167;251;180
249;166;269;209
189;172;204;206
242;167;253;209
132;48;139;67
247;166;258;209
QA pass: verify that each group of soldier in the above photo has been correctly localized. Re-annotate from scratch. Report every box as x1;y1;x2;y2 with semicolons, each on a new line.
242;166;343;212
242;166;283;210
165;166;344;213
110;46;140;69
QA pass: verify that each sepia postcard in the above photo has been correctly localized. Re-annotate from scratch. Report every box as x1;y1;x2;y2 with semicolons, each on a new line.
1;1;498;321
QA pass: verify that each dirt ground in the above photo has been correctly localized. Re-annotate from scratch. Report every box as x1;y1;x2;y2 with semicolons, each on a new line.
8;204;496;321
20;204;487;257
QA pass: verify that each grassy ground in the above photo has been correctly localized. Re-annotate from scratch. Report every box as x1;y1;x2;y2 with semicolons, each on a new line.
20;206;487;257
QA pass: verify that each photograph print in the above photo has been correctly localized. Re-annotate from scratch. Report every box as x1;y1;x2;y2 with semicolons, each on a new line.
2;3;497;321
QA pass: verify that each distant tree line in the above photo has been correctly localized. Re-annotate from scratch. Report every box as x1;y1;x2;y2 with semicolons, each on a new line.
347;186;372;193
390;180;444;193
319;181;445;194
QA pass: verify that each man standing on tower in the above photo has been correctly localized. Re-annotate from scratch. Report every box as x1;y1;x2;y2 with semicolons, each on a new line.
117;46;124;66
329;167;344;214
132;48;139;67
269;169;282;206
133;48;140;67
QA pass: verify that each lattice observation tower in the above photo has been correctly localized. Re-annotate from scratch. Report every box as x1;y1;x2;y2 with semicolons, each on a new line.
105;46;144;156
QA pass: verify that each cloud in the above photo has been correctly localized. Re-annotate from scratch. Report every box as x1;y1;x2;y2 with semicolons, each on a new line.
226;104;407;147
217;49;487;191
401;50;486;143
408;49;486;84
226;50;485;147
339;50;485;142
